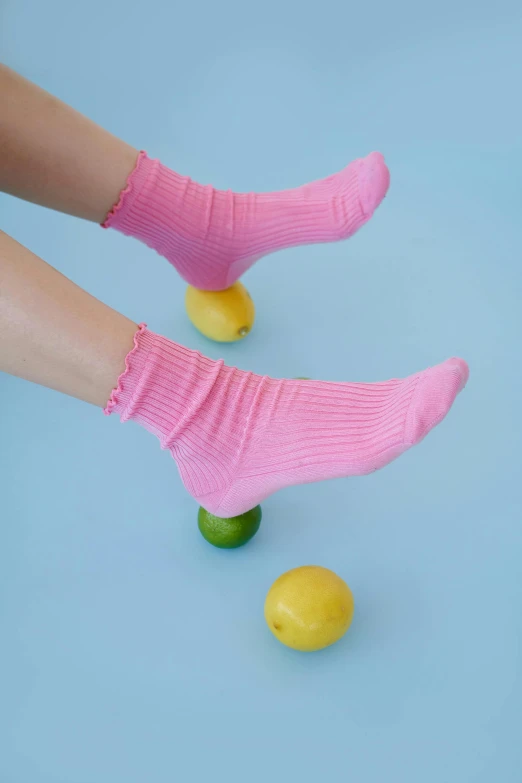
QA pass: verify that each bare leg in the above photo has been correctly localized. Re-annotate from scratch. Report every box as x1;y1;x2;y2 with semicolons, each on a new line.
0;64;138;222
1;231;467;517
0;64;391;292
0;230;136;406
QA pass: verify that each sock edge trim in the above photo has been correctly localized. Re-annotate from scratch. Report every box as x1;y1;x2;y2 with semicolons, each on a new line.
104;322;147;416
101;150;148;229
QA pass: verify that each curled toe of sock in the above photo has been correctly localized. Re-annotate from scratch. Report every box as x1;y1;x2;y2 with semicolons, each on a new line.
405;358;469;446
358;152;390;216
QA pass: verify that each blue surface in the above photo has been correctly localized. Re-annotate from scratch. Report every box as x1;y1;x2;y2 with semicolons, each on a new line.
1;2;521;781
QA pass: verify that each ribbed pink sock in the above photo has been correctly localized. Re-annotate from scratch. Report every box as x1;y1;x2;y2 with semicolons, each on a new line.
103;151;390;290
106;326;468;517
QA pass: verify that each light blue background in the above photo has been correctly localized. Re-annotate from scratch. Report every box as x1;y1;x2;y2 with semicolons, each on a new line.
1;1;521;781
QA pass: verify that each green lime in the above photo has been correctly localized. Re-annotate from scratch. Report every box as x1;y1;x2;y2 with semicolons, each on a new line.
198;505;262;549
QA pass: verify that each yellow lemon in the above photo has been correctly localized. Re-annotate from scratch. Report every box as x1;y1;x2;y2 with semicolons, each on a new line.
264;566;354;652
185;282;255;342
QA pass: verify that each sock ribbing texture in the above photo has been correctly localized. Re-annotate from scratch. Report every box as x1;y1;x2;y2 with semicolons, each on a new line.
105;326;468;517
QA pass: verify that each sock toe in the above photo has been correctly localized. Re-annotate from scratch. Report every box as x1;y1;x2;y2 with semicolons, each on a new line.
405;358;469;445
358;152;390;216
445;357;470;392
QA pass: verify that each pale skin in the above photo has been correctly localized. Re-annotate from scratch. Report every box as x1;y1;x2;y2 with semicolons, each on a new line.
0;63;143;406
0;230;137;407
0;64;138;222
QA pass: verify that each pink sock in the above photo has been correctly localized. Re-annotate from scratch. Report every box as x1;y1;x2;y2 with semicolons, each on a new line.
105;326;468;518
103;151;390;290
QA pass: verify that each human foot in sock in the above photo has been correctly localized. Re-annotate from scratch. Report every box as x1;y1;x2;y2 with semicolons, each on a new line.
103;151;390;290
105;326;468;518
